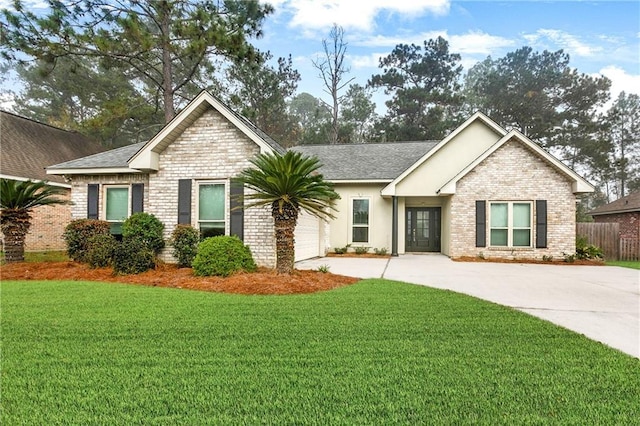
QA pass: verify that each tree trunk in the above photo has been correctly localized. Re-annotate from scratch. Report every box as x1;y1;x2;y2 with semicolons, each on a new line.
159;1;175;123
272;203;298;274
1;210;31;263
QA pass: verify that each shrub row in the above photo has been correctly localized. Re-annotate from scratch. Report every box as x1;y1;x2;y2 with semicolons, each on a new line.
64;215;256;277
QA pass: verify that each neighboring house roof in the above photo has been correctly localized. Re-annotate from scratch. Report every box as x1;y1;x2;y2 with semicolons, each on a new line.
1;110;104;186
589;191;640;216
47;142;147;174
294;141;439;181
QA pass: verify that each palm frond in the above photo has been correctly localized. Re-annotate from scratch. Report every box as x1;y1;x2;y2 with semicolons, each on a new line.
0;179;70;211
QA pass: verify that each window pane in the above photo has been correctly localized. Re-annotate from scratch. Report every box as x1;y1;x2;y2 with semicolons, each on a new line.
513;203;531;228
513;229;531;246
490;229;508;246
106;188;129;221
490;203;508;227
353;199;369;225
200;223;225;239
353;226;368;243
199;184;225;221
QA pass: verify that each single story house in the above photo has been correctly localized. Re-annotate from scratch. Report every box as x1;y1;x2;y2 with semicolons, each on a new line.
589;191;640;239
1;110;104;251
47;91;594;266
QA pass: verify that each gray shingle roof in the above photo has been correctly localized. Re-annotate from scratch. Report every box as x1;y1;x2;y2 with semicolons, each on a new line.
293;141;439;180
48;142;146;170
589;191;640;215
1;110;104;183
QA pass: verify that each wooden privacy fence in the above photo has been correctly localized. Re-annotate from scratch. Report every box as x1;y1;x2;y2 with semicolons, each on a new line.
576;222;640;261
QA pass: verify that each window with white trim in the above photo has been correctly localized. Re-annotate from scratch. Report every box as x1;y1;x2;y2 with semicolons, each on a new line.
489;202;532;247
351;198;370;243
198;182;226;238
104;186;130;235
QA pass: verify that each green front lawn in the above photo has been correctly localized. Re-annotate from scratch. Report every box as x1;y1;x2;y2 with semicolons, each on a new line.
2;279;638;424
606;260;640;270
0;250;69;264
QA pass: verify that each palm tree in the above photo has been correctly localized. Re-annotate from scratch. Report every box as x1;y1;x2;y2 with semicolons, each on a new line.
1;179;70;263
239;151;339;274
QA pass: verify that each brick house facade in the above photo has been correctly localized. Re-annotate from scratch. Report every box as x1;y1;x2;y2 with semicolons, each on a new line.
49;92;593;265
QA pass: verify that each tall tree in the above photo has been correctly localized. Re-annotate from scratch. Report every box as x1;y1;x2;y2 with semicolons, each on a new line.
289;93;332;145
1;0;273;122
604;92;640;198
312;24;354;144
227;52;301;147
339;84;377;143
368;36;463;141
238;151;339;274
464;47;610;148
0;180;70;263
10;57;162;147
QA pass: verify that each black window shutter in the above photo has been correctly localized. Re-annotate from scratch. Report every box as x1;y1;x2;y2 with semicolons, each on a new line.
131;183;144;213
177;179;192;224
536;200;547;248
476;200;486;247
87;184;99;219
230;179;244;240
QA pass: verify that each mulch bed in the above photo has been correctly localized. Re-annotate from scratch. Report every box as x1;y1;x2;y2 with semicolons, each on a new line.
0;261;359;295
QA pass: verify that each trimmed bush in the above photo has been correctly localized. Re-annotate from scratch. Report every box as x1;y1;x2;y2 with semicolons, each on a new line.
122;212;165;255
85;234;118;268
192;236;257;277
63;219;111;263
113;239;155;275
171;224;200;268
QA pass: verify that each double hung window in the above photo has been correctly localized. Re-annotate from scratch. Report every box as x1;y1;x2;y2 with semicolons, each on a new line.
198;182;226;238
489;202;532;247
352;198;370;243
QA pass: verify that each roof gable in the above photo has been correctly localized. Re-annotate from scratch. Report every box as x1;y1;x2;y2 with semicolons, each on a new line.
437;130;594;195
128;91;285;171
381;112;507;196
589;191;640;216
1;110;104;185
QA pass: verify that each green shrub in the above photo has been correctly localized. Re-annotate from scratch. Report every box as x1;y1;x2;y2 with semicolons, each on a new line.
171;225;200;267
192;236;257;277
122;212;165;255
575;236;604;260
334;244;350;254
86;234;118;268
63;219;111;263
113;239;155;275
354;246;370;255
374;247;388;256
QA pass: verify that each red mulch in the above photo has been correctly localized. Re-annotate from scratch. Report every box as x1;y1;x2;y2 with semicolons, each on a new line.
0;262;359;295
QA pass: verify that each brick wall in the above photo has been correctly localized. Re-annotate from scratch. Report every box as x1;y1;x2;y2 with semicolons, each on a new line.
22;190;71;251
449;139;577;260
69;174;150;220
594;212;640;239
148;108;275;267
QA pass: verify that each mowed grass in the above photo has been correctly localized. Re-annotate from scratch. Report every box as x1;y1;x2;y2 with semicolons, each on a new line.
0;250;69;264
2;280;638;424
606;260;640;270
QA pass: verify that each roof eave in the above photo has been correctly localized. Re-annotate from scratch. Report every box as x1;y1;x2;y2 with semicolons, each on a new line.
590;208;640;216
47;167;144;175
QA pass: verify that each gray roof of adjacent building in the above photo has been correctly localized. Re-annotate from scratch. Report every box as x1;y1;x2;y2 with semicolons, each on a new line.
293;141;439;181
1;110;105;183
589;191;640;216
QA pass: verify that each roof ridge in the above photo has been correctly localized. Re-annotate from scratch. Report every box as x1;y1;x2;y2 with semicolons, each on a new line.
1;109;88;135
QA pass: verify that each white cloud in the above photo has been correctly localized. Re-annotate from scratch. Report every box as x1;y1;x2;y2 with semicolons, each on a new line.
599;65;640;99
524;29;600;57
449;31;516;55
278;0;450;33
349;53;387;69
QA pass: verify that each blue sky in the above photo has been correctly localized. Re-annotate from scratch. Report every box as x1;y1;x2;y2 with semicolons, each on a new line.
255;0;640;110
1;0;638;111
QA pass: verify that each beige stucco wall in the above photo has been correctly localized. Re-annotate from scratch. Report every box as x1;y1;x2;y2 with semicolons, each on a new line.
394;120;503;196
329;183;390;253
449;138;577;260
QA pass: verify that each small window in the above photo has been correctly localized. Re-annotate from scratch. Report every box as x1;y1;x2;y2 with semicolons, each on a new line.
489;202;531;247
198;182;226;238
352;198;370;243
105;186;130;235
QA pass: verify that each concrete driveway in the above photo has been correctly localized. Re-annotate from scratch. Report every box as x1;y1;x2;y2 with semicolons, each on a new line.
296;254;640;358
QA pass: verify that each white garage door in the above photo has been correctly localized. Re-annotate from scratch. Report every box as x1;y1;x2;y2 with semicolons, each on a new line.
295;210;321;261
